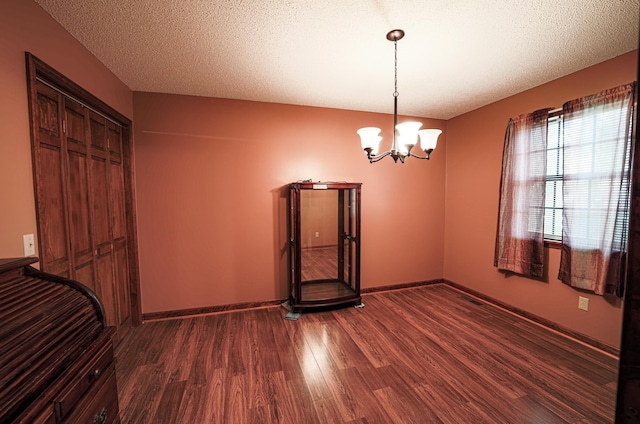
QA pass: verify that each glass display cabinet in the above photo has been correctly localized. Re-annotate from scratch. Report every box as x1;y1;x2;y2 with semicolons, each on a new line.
288;181;362;312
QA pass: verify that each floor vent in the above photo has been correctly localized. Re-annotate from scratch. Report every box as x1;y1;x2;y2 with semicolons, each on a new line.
462;296;483;306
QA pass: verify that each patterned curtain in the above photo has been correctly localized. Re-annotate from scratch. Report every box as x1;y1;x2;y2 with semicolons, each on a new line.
494;109;551;278
558;83;636;296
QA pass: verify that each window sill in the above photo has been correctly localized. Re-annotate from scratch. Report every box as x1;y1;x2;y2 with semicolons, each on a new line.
544;239;562;250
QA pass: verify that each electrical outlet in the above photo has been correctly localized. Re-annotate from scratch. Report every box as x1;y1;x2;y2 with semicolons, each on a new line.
315;232;320;238
578;296;589;311
23;234;35;257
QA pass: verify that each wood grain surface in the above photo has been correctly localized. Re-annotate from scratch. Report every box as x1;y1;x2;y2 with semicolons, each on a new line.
116;284;617;423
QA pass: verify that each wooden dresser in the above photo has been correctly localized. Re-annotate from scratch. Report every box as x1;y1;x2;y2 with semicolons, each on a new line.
0;257;120;424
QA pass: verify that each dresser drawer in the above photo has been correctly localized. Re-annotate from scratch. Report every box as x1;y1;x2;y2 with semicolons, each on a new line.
13;399;57;424
63;364;119;424
32;404;56;424
55;340;114;419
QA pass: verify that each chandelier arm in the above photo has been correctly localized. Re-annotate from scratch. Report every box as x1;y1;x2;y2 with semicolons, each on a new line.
368;151;393;163
409;152;432;160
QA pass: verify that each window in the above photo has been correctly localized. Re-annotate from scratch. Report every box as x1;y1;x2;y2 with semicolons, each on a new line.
544;115;563;241
564;106;633;248
496;82;635;294
542;110;632;245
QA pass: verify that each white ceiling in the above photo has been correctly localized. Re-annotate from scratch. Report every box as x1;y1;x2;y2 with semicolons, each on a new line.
34;0;639;119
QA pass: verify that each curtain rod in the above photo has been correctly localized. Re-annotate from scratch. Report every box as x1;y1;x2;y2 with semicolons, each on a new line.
35;76;122;128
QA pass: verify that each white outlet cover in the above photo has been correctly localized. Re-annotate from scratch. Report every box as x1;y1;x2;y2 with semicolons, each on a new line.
578;296;589;311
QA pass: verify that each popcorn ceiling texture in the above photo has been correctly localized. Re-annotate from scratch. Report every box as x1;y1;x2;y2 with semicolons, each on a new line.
34;0;638;119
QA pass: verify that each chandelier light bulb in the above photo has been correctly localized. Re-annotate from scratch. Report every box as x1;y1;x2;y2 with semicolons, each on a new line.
396;121;422;153
418;129;442;156
356;127;382;154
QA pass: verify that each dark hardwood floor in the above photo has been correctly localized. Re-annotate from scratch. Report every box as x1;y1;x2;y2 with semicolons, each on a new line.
115;284;617;423
302;246;340;281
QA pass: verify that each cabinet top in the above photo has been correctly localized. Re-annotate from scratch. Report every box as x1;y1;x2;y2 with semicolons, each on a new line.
0;257;39;274
289;181;362;190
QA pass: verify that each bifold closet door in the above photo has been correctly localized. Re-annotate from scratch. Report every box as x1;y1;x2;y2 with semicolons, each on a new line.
107;120;132;339
88;111;131;340
32;80;130;341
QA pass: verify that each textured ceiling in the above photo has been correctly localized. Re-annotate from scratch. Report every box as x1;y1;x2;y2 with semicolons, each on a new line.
34;0;639;119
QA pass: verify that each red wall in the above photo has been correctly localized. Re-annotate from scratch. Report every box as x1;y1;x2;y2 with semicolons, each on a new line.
444;51;638;349
3;0;636;350
133;93;447;313
0;0;132;258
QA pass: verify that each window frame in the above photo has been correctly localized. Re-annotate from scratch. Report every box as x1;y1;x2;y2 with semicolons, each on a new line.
544;110;563;248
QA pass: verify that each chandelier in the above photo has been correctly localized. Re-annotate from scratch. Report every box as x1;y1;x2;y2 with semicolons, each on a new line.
357;29;442;163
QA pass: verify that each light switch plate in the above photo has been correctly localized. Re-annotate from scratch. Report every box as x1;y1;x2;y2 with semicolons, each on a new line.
23;234;35;257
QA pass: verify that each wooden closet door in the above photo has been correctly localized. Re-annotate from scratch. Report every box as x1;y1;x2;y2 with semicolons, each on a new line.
27;53;142;334
32;81;71;277
88;111;118;331
108;122;131;339
64;98;96;290
31;81;131;341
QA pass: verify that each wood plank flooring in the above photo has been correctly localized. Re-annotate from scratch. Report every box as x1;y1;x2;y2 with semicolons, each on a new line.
302;246;339;281
115;284;618;423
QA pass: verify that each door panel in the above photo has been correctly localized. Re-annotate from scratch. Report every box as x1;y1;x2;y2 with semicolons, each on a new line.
64;99;96;290
64;101;87;153
108;123;131;337
90;157;110;246
67;152;92;257
109;126;126;240
75;261;95;292
35;89;62;146
114;243;131;339
37;145;68;275
34;82;69;277
97;252;116;328
89;111;118;330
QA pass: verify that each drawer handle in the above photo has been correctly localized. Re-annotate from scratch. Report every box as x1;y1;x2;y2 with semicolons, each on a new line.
91;368;101;380
93;407;107;424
